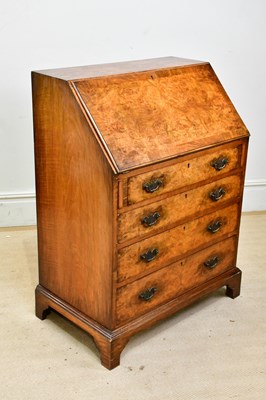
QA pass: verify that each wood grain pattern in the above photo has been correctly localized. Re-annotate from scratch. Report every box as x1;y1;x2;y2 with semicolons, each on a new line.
74;64;248;171
118;174;241;243
35;285;130;370
127;145;240;205
117;203;239;283
34;56;204;81
33;58;249;369
32;73;114;328
35;267;242;369
116;236;237;325
118;138;246;180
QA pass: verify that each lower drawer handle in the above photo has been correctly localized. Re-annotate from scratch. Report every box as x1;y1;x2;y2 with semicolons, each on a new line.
207;220;222;233
204;256;220;269
141;212;160;227
140;248;159;263
139;287;157;301
209;187;226;202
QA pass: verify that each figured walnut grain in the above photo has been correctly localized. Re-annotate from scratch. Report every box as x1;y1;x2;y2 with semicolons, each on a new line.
74;64;248;171
118;174;241;243
117;203;239;283
32;74;114;328
127;145;240;205
116;236;237;324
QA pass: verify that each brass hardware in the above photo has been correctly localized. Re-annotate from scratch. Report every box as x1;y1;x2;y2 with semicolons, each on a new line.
143;178;163;193
139;287;157;301
141;212;161;227
140;248;159;263
204;256;220;269
211;157;229;171
209;187;226;201
207;220;222;233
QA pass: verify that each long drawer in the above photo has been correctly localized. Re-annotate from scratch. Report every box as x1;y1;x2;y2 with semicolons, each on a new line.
116;236;237;325
117;203;239;283
118;174;241;243
127;144;241;205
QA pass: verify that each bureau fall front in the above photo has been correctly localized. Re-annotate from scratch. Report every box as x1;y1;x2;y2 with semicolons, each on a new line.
32;57;249;369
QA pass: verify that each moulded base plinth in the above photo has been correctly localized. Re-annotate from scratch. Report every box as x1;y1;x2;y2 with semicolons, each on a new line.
35;267;242;370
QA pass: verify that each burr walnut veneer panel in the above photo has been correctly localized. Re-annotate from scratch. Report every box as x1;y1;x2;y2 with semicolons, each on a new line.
127;144;240;205
74;64;248;171
116;236;237;325
117;203;239;283
118;174;241;243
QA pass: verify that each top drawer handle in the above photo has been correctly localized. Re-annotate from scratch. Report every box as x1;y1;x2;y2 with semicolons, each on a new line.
211;157;229;171
143;178;163;193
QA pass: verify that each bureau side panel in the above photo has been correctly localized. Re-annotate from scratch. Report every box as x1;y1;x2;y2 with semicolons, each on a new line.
32;73;114;328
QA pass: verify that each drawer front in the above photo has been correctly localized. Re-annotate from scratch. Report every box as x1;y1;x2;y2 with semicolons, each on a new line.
117;203;239;282
116;236;237;324
118;174;241;243
127;145;240;205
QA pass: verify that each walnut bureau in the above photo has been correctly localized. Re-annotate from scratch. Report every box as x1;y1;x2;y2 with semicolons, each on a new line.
32;57;249;369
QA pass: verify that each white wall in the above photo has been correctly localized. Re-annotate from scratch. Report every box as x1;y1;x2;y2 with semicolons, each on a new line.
0;0;265;226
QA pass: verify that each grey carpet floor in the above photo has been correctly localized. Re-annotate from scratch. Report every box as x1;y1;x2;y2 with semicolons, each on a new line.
0;213;265;399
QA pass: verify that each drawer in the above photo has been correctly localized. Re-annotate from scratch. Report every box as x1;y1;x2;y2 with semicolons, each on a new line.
117;203;239;283
116;236;237;325
127;145;240;205
118;174;241;243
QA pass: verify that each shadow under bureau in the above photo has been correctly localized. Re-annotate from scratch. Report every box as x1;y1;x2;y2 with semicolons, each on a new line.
32;56;249;369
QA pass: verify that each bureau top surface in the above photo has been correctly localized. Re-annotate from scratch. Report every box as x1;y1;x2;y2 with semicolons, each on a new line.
35;57;202;80
35;57;249;173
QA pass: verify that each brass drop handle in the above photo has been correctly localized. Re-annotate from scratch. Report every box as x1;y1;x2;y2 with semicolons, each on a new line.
209;187;226;201
139;287;157;301
207;220;222;233
211;157;229;171
141;212;161;227
143;178;163;193
140;248;159;263
204;256;220;269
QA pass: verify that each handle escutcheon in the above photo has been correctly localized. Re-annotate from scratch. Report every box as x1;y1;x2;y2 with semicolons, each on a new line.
141;211;161;227
211;157;229;171
140;248;159;263
139;287;157;301
209;187;226;202
207;220;222;233
143;178;163;193
204;256;220;269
